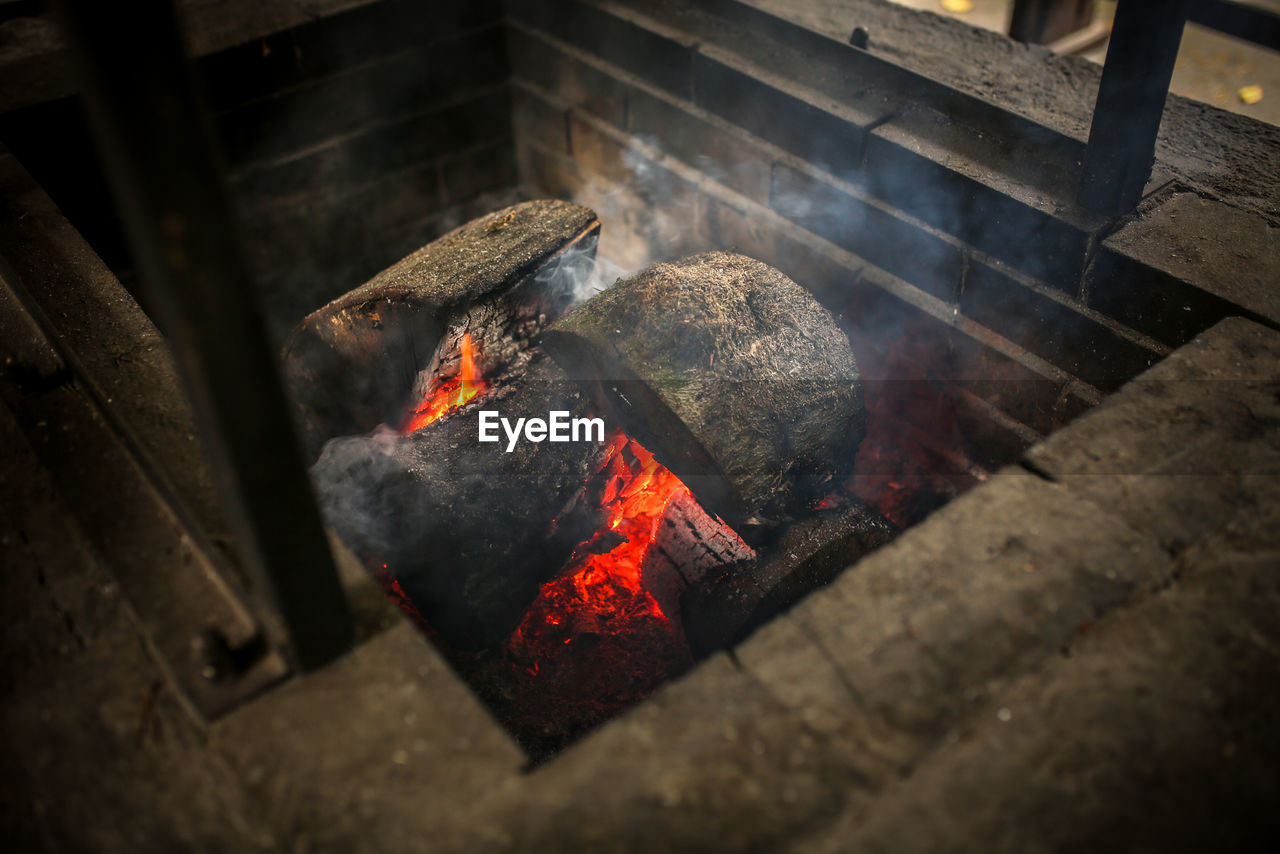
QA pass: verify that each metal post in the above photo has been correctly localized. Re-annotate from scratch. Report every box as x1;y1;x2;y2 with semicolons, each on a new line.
1078;0;1193;214
47;0;353;670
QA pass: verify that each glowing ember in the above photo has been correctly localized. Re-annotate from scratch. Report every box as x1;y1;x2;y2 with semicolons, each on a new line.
402;332;487;432
509;430;688;657
371;564;428;631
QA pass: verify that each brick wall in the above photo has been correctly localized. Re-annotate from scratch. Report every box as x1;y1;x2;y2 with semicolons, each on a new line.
505;1;1116;481
8;0;1264;483
208;0;519;337
502;0;1278;481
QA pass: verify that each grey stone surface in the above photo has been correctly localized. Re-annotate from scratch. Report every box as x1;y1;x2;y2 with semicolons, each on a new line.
747;0;1280;224
211;623;525;851
1090;192;1280;346
0;150;235;570
805;495;1280;854
1026;316;1280;555
0;405;274;852
1104;194;1280;320
463;654;858;854
741;470;1174;750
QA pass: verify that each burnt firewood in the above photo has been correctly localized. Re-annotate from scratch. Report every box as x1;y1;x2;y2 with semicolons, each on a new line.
310;354;608;650
681;500;898;657
640;490;755;621
283;200;600;459
544;251;866;530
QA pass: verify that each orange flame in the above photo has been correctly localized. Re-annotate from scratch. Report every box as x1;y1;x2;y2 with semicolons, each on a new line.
510;431;690;653
403;332;487;432
568;432;686;616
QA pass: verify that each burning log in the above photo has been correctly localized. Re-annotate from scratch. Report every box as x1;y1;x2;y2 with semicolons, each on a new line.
311;354;606;650
544;251;866;530
283;199;600;459
305;242;861;683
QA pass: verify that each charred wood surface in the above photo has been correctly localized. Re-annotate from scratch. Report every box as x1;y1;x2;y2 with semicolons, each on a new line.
641;490;755;621
283;199;599;459
311;355;606;650
682;501;897;657
545;251;866;530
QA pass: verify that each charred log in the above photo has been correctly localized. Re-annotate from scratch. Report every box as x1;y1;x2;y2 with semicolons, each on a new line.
284;199;600;459
544;251;866;532
310;354;607;650
641;490;755;621
681;500;897;657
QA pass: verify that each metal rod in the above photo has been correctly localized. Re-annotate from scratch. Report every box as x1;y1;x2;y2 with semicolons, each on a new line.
1078;0;1194;214
47;0;353;670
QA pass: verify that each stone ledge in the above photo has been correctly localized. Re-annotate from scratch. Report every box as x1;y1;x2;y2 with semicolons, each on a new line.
1025;316;1280;556
740;470;1175;758
0;149;233;553
807;499;1280;853
211;622;526;850
1089;193;1280;348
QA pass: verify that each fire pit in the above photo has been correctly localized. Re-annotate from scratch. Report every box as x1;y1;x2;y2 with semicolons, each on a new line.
2;0;1278;847
294;201;891;753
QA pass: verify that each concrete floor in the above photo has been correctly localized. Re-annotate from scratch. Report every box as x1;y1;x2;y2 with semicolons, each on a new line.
890;0;1280;126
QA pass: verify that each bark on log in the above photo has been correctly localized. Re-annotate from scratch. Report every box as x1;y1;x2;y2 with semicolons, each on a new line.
283;200;599;459
544;251;866;529
310;354;607;650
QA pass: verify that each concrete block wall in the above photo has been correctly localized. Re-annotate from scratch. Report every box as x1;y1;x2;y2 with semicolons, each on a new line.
206;0;519;337
8;0;1256;473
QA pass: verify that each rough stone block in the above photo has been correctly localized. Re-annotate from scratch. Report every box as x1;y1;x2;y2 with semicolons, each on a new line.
473;654;862;854
1025;316;1280;555
761;471;1173;742
810;500;1280;854
212;624;525;849
1088;192;1280;348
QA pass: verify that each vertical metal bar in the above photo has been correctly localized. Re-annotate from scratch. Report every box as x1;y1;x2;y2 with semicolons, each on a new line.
1078;0;1193;214
47;0;353;670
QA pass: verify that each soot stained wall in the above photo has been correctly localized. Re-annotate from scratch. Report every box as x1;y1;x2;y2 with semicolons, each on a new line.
503;0;1278;468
